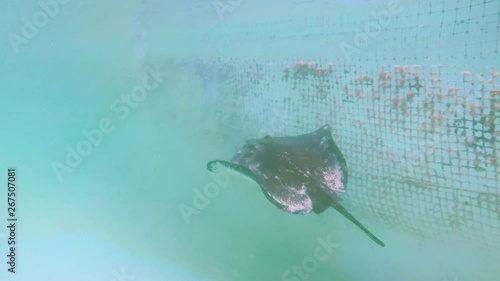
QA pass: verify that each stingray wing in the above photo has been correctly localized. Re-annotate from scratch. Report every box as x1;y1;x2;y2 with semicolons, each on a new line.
245;162;314;214
207;160;313;214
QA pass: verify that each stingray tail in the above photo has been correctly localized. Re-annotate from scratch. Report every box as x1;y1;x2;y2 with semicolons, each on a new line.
331;202;385;247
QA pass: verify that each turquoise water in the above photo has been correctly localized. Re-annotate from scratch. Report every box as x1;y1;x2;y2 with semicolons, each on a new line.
1;1;498;281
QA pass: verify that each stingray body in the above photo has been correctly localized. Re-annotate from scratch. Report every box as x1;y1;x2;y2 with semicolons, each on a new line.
207;124;385;247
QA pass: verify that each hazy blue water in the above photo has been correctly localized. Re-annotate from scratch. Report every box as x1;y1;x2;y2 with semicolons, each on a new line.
0;1;498;281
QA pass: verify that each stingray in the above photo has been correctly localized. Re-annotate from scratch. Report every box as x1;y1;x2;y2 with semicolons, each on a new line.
207;124;385;247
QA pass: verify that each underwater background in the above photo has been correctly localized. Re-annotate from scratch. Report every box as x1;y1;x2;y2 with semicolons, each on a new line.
0;0;499;281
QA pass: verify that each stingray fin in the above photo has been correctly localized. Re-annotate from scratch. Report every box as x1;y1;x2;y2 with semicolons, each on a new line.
207;160;260;184
207;160;311;214
331;202;385;247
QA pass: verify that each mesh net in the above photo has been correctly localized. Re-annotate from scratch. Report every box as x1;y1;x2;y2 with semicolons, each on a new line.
174;0;499;256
